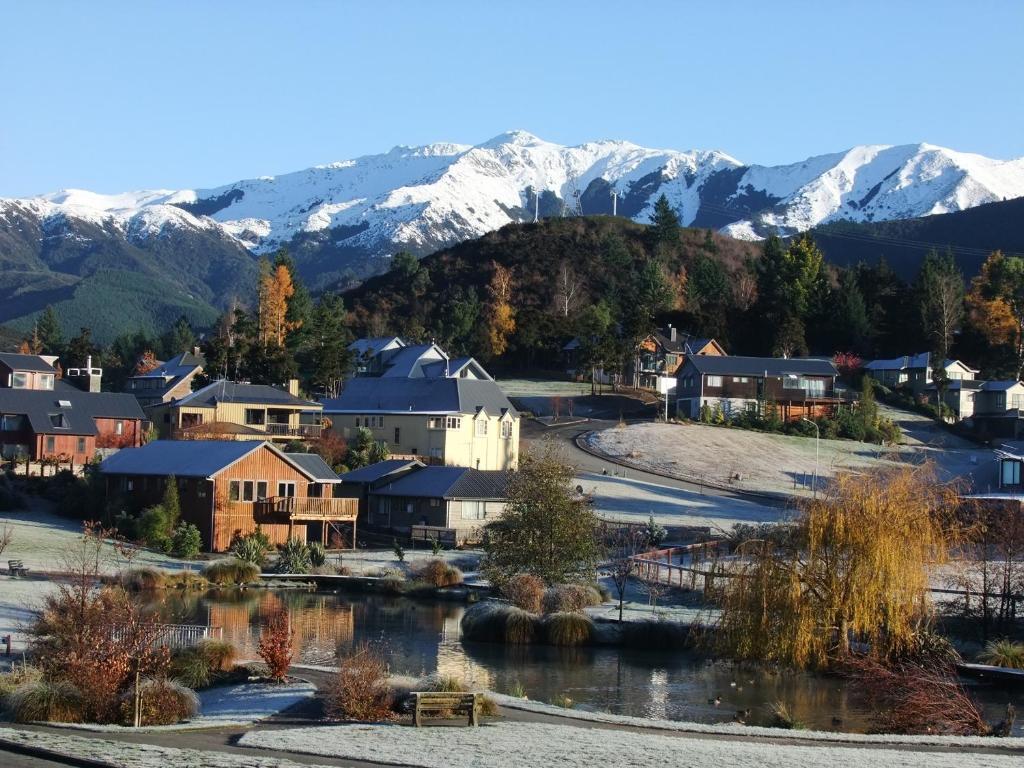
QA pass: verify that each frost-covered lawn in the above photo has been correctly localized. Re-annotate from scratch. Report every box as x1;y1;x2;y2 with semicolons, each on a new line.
238;721;1024;768
323;547;481;578
579;471;786;531
589;423;912;497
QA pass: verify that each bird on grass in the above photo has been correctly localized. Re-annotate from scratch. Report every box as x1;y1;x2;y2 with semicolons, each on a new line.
707;696;721;706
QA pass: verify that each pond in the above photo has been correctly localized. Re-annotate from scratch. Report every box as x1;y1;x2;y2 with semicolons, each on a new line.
150;588;1023;735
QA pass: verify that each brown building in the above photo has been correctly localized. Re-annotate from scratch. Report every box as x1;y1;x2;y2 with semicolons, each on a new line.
0;353;144;464
675;355;840;422
99;440;355;552
631;327;726;392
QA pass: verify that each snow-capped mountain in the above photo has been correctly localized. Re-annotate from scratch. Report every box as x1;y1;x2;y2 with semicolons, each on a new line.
4;131;1024;280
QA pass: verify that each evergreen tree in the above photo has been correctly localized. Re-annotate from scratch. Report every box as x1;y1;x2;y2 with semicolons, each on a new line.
161;477;181;536
305;293;353;398
65;328;97;366
830;270;871;352
36;306;64;356
162;315;196;357
649;194;680;249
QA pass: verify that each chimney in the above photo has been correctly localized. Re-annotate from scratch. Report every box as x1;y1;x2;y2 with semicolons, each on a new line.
287;378;300;396
668;324;677;342
66;355;102;393
192;346;201;357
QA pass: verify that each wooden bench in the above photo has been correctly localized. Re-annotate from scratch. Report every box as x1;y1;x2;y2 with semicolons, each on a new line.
410;525;458;549
7;560;28;578
412;691;482;727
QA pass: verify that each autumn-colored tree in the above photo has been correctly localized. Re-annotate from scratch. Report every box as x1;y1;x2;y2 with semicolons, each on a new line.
716;465;957;669
257;259;296;347
486;262;516;357
966;251;1024;377
134;350;159;375
258;609;294;682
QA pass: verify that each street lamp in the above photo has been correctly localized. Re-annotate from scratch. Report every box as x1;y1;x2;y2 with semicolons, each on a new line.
801;417;820;498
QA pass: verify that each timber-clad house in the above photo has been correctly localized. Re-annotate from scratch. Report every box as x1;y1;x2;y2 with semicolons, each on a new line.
100;440;356;552
675;355;840;422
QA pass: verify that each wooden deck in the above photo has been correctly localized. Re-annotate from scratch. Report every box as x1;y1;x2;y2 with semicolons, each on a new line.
257;496;358;520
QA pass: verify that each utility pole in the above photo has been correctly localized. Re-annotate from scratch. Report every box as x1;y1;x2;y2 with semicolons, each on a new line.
533;189;540;222
610;189;619;216
801;417;820;498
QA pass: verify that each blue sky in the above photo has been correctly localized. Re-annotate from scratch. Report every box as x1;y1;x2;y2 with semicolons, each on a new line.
2;1;1021;197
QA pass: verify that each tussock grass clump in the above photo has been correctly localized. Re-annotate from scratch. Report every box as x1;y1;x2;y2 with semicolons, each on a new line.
622;618;689;649
421;673;466;692
542;612;594;646
541;584;603;614
0;664;41;699
460;601;539;644
170;649;213;690
501;573;544;613
122;567;167;591
8;680;85;723
414;559;464;588
979;639;1024;670
119;678;198;726
164;571;209;590
202;558;260;586
768;701;805;730
551;693;574;709
197;639;238;673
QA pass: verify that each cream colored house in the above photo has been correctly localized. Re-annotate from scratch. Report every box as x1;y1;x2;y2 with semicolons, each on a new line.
320;377;519;470
148;379;323;442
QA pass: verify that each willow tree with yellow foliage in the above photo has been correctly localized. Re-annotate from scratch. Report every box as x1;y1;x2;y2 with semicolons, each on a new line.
715;465;958;669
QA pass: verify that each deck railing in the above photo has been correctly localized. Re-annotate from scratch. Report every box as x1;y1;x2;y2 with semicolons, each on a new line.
257;495;358;520
263;422;323;438
111;623;222;649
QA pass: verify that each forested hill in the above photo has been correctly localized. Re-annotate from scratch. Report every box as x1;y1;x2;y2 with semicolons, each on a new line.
810;197;1024;280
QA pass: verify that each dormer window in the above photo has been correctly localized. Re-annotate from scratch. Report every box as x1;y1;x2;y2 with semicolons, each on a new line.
49;413;69;429
38;374;54;390
11;372;28;389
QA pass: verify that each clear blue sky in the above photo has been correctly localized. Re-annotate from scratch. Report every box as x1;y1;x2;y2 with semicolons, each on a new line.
2;1;1021;197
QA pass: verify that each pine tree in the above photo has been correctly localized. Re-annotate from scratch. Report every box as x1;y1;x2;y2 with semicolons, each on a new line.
649;194;680;249
36;306;64;356
305;293;353;398
162;315;196;357
161;477;181;537
66;328;97;366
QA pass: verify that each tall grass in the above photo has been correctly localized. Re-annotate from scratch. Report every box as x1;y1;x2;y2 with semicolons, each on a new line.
541;584;603;614
979;639;1024;670
414;559;464;588
460;601;539;644
501;573;544;613
768;700;805;730
202;558;260;585
8;680;85;723
121;567;166;591
119;678;199;726
542;612;594;646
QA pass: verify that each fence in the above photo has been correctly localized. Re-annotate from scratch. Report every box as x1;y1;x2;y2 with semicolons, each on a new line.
113;623;223;649
629;540;730;592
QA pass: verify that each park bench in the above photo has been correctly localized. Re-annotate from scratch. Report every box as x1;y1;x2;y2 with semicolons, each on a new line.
7;560;28;578
412;691;482;727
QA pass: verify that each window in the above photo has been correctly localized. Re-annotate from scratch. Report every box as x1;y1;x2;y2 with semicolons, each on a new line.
732;376;750;383
355;417;361;427
446;416;462;430
501;420;513;439
229;481;240;501
115;421;124;436
394;427;400;445
1012;394;1024;410
461;500;486;520
241;481;255;502
1;414;25;431
783;375;803;389
38;374;54;390
277;481;296;497
49;413;68;429
706;375;722;387
430;447;443;459
805;379;825;398
45;436;55;452
11;372;28;389
475;419;488;437
76;437;86;453
256;481;268;500
429;498;440;507
1002;459;1021;486
244;409;266;426
428;417;444;430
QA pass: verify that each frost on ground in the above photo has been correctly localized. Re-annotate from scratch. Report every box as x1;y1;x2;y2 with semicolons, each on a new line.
238;721;1024;768
0;727;337;768
579;471;786;531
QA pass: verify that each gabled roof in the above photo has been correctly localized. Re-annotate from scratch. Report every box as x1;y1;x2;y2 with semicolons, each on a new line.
0;353;57;373
285;452;341;483
348;337;405;357
0;380;144;436
369;466;511;499
863;353;978;374
321;377;516;416
174;380;319;409
981;380;1024;392
419;357;493;381
99;439;322;480
130;352;204;381
683;355;837;378
380;343;448;378
339;459;424;484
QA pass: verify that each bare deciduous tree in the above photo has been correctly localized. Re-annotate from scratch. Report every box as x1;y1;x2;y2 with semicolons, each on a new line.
554;262;582;318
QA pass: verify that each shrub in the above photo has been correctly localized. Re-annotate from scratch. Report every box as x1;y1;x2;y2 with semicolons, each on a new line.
768;700;804;730
414;559;464;588
643;516;667;547
326;643;393;722
551;693;574;708
8;680;85;723
137;505;170;551
163;571;209;590
421;673;466;692
0;664;41;699
308;541;327;568
431;538;443;556
979;639;1024;670
230;530;271;566
170;649;213;689
507;680;527;698
501;573;545;613
203;558;261;585
119;678;198;726
460;601;538;644
170;523;202;559
393;539;405;562
541;584;602;614
258;610;293;682
197;639;238;673
543;612;594;646
277;538;311;574
122;567;166;591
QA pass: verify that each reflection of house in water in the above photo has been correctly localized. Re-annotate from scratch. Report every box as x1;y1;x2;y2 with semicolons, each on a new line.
436;615;493;690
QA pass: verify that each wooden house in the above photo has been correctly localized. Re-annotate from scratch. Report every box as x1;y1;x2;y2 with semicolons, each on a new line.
631;326;725;393
99;440;355;552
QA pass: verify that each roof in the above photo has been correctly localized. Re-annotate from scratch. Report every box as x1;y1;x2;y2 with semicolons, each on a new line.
683;355;838;378
99;440;322;480
981;380;1024;392
174;380;319;409
0;353;56;373
0;380;144;436
321;377;516;416
348;337;405;357
285;452;341;483
370;466;511;499
926;379;985;391
339;459;424;484
380;344;447;378
419;357;493;381
130;352;204;381
863;353;978;374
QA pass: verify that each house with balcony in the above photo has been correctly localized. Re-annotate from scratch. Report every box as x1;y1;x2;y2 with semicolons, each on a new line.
863;353;978;394
321;376;519;470
675;355;840;422
0;353;144;464
99;439;355;551
147;379;323;442
123;350;204;407
964;380;1024;438
630;326;725;394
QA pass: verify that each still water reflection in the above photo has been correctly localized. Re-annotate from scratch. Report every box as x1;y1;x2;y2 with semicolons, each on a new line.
149;589;1022;734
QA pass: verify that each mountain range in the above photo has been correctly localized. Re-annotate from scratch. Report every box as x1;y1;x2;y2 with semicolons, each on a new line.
2;131;1023;341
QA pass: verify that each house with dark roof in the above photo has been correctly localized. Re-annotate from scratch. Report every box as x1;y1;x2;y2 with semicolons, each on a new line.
675;355;840;422
347;337;492;381
0;353;144;464
100;440;354;551
631;326;726;393
147;379;323;442
863;353;978;394
321;377;519;470
964;380;1024;438
124;351;204;407
338;460;510;542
